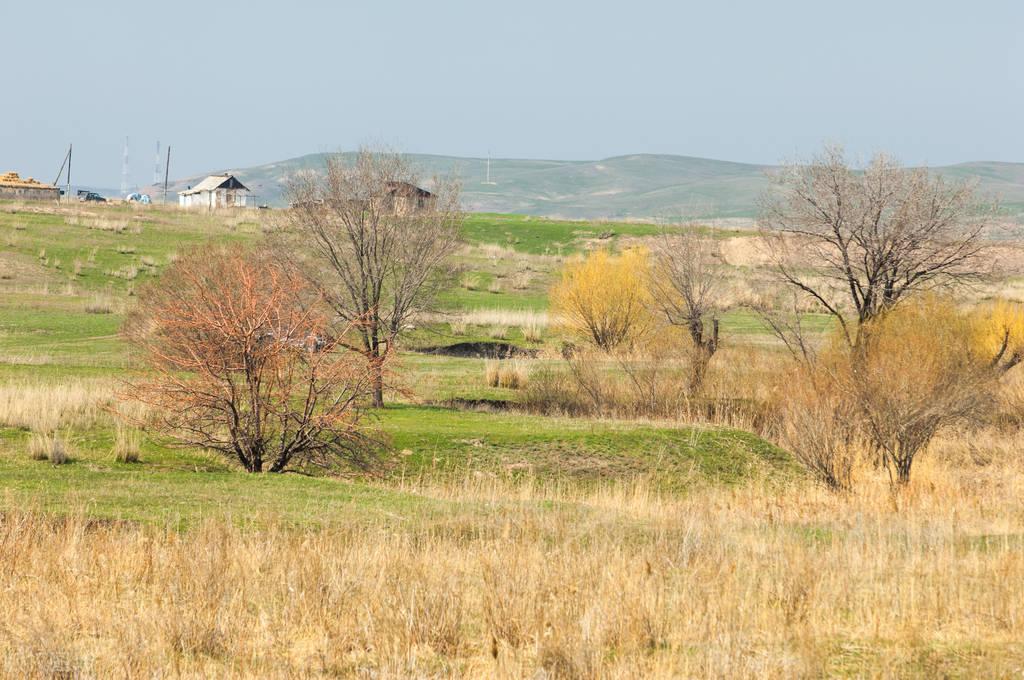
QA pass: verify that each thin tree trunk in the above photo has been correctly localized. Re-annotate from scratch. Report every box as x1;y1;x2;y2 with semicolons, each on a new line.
370;338;384;408
372;370;384;408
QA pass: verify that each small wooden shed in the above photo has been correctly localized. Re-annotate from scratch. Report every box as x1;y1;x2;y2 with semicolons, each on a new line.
178;174;250;209
383;181;435;214
0;172;60;201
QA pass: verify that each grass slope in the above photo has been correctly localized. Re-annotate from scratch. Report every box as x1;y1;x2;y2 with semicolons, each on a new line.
0;201;797;527
160;151;1024;220
0;405;794;525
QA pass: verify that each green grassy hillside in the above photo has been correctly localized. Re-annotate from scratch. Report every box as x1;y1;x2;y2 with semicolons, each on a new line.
161;152;1024;220
0;201;797;524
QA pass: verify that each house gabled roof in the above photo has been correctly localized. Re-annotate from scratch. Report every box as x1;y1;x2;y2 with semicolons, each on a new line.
385;181;432;198
178;174;250;195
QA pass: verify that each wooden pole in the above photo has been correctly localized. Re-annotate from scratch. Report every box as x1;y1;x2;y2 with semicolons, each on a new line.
162;146;171;204
66;144;72;204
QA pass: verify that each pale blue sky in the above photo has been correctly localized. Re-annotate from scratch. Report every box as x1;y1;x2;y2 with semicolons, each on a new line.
2;0;1021;188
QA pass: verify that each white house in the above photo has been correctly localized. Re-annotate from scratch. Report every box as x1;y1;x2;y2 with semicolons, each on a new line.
178;174;250;209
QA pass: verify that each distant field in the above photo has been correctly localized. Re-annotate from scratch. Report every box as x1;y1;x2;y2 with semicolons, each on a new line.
0;201;794;504
5;200;1024;677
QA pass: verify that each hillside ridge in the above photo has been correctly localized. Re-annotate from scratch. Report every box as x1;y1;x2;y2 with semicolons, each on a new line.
156;152;1024;220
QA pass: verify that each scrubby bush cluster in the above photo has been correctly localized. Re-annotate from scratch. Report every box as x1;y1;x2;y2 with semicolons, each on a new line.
537;146;1017;490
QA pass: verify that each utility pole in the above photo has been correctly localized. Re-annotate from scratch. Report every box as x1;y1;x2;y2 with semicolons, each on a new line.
162;146;171;205
53;144;73;202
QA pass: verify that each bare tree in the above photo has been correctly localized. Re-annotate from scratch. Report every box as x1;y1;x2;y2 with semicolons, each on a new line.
759;145;993;347
648;227;723;393
281;149;463;407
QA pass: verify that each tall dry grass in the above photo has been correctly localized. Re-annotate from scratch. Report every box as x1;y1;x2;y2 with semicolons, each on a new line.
0;379;114;432
458;308;549;329
484;359;529;389
2;464;1024;677
523;345;782;432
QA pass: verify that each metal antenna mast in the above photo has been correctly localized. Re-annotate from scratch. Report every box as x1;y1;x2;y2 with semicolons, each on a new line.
120;136;130;197
482;151;497;185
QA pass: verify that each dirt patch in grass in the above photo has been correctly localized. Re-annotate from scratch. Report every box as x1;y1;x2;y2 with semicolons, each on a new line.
417;341;539;359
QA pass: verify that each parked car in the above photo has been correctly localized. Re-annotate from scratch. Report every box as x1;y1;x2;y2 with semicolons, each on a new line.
77;191;106;203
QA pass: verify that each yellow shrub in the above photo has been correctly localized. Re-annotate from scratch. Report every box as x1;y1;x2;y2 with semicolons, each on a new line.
549;248;653;351
972;298;1024;367
853;295;993;483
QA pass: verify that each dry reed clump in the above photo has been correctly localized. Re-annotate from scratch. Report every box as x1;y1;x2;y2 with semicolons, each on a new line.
3;467;1024;677
112;424;142;463
27;432;69;464
486;325;509;340
458;308;549;329
484;359;528;389
83;294;117;314
106;264;139;280
460;273;483;291
520;321;543;343
0;379;114;433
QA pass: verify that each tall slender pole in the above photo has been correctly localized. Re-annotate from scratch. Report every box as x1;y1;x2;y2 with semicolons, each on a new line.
162;146;171;204
66;144;72;203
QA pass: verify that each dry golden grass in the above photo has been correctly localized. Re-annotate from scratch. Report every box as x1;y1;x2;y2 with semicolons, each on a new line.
484;359;529;389
458;308;550;329
0;378;114;432
83;293;119;314
2;462;1024;677
26;432;69;464
111;423;141;463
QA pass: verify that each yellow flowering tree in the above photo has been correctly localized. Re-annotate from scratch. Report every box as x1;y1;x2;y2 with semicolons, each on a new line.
550;248;653;352
972;298;1024;372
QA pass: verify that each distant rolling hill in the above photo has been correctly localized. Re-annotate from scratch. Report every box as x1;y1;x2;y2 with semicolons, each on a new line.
157;153;1024;221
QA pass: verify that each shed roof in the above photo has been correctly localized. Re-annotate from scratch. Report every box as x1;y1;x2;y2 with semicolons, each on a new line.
385;181;433;198
178;174;249;195
0;172;57;190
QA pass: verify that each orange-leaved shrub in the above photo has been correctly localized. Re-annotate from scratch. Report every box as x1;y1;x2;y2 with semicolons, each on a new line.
121;245;382;473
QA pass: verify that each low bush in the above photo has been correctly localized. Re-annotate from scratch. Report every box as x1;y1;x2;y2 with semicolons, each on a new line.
484;360;528;390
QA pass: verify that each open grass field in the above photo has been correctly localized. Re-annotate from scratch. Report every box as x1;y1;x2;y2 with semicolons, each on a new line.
2;200;1024;677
